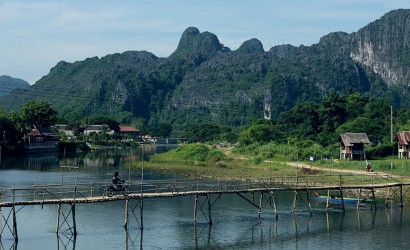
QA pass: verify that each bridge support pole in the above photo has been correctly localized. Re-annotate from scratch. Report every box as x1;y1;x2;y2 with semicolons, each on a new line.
306;190;312;215
56;204;61;233
400;185;404;208
371;188;377;211
258;193;263;218
124;198;143;230
339;187;345;213
12;204;18;242
270;191;278;220
339;175;345;213
194;194;218;225
125;200;129;228
207;194;212;225
326;190;330;211
194;194;198;223
55;203;77;236
0;206;18;242
141;198;144;230
292;190;298;213
71;203;77;236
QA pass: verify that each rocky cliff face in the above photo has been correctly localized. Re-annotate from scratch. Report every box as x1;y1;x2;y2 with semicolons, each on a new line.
349;9;410;86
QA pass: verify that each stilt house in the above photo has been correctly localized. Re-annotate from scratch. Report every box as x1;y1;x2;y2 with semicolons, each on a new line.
339;133;370;160
25;125;60;153
397;131;410;159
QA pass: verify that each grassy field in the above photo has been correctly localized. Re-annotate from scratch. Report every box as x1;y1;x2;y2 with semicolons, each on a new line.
131;144;301;179
312;157;410;177
131;143;410;181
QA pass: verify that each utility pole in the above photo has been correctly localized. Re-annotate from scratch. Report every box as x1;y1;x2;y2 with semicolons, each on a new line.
391;106;393;143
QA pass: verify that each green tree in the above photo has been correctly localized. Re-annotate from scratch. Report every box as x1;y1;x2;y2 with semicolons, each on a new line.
116;111;135;124
181;124;224;142
0;111;21;146
85;115;120;131
318;91;347;135
150;122;172;137
21;99;57;129
345;92;368;119
363;97;391;143
277;102;320;142
238;120;279;146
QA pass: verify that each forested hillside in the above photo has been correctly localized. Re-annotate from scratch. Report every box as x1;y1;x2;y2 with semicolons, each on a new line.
0;75;30;97
1;10;410;137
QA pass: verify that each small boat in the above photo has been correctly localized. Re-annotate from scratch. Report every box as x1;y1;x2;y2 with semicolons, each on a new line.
311;195;367;206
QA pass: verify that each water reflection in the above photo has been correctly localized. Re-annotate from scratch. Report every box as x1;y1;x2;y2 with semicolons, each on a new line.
0;240;18;250
0;199;408;249
0;145;177;172
56;234;76;250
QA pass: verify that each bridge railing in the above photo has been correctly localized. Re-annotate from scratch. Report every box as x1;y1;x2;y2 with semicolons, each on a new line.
0;173;402;205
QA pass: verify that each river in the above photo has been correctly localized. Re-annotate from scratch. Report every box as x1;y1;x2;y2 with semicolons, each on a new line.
0;146;409;250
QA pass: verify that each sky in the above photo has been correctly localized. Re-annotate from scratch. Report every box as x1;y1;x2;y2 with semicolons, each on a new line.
1;0;410;85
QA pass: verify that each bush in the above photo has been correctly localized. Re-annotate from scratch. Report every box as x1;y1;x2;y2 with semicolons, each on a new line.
366;142;396;159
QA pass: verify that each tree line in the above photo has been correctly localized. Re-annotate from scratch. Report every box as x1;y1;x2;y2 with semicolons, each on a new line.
1;92;410;159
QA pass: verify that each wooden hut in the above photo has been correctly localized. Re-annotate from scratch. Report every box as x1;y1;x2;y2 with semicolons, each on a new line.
25;125;60;153
397;131;410;159
339;133;370;160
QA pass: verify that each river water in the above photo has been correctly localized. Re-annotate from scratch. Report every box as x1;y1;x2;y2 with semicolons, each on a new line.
1;146;409;250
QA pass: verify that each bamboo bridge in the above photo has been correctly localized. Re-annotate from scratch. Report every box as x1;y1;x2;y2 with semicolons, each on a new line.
1;173;410;242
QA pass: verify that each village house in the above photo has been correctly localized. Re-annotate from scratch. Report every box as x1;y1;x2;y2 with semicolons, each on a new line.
54;124;75;138
397;131;410;159
83;125;114;135
118;126;141;140
25;125;60;153
339;133;370;160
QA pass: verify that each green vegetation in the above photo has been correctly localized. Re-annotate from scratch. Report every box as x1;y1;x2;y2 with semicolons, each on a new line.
133;144;300;179
132;144;410;185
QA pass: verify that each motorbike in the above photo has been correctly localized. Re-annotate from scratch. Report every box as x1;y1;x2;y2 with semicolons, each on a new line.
107;179;130;197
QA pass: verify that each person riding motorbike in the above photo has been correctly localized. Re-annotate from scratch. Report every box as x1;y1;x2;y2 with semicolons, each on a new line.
112;171;123;190
107;171;129;197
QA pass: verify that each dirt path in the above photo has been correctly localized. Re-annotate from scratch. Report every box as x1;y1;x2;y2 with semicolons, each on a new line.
286;162;410;181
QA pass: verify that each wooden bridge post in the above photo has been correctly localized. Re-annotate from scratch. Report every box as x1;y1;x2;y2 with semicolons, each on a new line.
339;187;345;212
207;194;212;225
326;190;330;211
400;185;404;208
305;176;312;215
56;204;61;233
385;187;391;208
306;190;312;215
71;203;77;236
140;198;144;230
339;175;345;213
123;198;143;230
258;193;263;218
292;190;298;213
194;194;198;223
11;189;18;242
371;188;377;211
12;203;18;242
124;199;129;229
270;191;278;220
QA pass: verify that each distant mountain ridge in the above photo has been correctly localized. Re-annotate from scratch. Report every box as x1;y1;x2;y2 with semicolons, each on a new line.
0;75;30;97
0;9;409;134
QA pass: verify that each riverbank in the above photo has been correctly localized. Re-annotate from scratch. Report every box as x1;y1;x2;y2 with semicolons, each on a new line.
132;144;410;182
